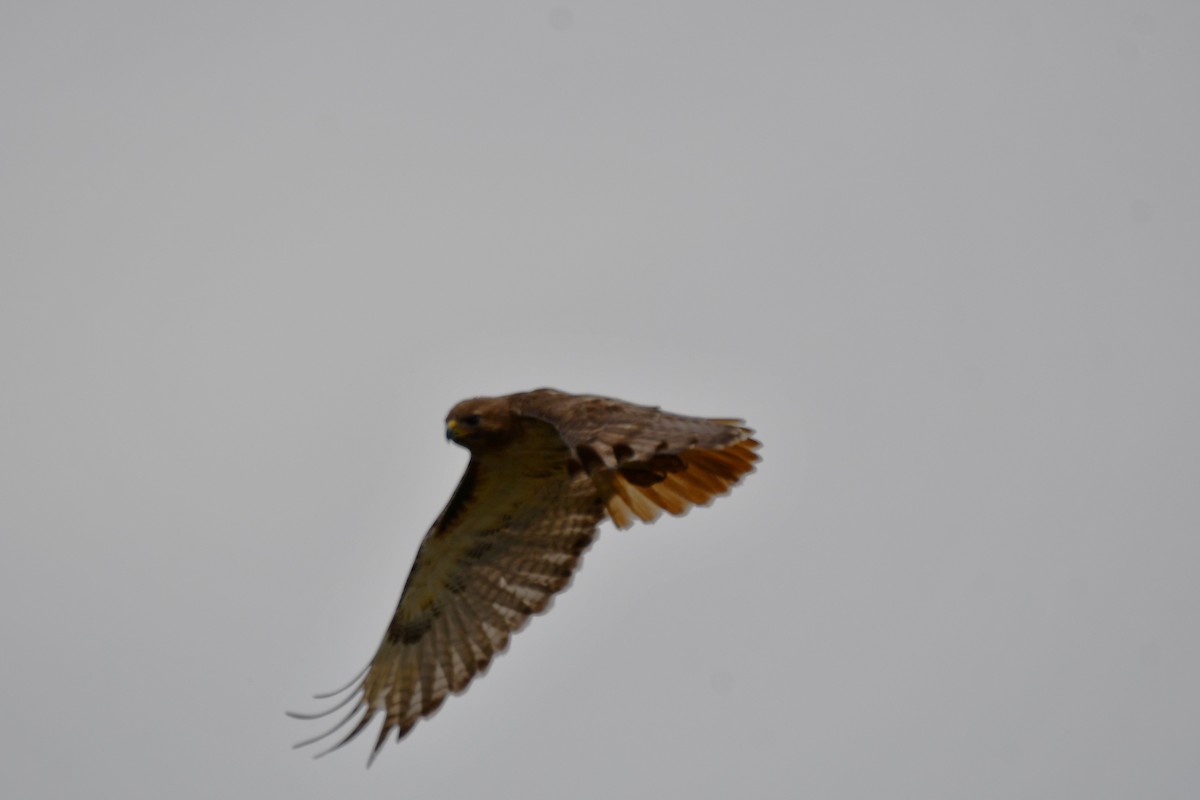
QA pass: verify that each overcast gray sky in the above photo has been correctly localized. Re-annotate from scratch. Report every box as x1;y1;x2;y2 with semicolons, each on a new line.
3;2;1198;798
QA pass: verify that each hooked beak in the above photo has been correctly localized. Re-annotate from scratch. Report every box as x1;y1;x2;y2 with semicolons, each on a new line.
445;419;459;441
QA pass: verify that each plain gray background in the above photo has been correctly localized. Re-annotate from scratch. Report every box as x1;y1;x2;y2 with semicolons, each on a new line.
3;2;1198;798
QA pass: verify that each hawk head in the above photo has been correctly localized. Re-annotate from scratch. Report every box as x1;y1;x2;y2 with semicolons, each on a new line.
444;396;519;450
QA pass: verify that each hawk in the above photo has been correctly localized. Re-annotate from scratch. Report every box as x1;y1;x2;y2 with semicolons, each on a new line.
290;388;760;762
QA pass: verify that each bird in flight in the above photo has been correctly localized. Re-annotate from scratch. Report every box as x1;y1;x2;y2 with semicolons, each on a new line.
290;388;760;763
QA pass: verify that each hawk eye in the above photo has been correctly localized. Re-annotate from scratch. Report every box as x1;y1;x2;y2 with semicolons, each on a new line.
462;414;482;426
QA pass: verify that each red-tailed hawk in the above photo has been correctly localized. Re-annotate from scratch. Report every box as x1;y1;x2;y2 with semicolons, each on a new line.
290;388;760;762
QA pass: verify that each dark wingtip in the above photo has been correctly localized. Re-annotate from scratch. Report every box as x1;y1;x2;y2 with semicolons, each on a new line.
292;700;366;750
310;662;371;700
309;708;377;760
285;685;361;720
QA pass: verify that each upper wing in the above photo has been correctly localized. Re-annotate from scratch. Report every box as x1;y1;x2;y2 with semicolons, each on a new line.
291;421;605;762
513;389;761;529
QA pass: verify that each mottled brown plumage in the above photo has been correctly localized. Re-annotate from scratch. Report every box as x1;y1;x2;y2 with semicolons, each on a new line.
290;388;760;762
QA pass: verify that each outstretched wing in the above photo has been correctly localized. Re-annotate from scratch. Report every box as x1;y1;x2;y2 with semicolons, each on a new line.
290;420;606;762
514;389;761;529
